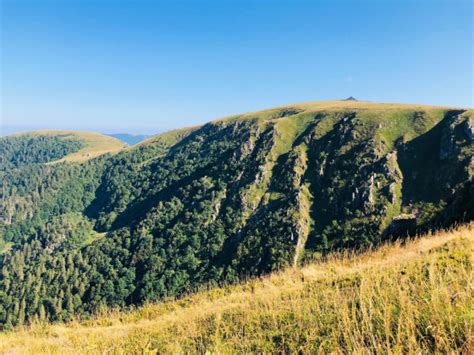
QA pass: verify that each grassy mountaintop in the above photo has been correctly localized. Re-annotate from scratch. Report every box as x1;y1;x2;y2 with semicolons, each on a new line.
284;99;466;111
11;100;468;153
0;223;472;353
125;100;470;148
15;130;126;162
214;99;467;121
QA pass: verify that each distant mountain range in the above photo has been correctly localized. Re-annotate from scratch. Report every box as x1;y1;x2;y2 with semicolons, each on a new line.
107;133;150;145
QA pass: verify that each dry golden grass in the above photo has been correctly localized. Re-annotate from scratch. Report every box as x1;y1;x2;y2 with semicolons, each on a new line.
127;101;473;147
291;99;470;111
20;130;127;163
0;223;472;354
217;100;472;123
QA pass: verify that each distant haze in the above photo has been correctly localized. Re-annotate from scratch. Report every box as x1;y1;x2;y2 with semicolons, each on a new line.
107;133;150;145
0;125;159;137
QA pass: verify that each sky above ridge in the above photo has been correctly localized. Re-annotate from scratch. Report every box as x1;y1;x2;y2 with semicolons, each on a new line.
1;0;473;135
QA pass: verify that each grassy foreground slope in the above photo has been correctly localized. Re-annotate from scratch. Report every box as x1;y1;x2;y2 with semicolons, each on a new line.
1;223;472;354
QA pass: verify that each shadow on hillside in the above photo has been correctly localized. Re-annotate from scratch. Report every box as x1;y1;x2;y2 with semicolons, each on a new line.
396;109;472;232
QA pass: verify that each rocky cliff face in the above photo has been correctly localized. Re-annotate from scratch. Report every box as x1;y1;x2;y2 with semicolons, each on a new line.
0;101;472;324
81;104;473;271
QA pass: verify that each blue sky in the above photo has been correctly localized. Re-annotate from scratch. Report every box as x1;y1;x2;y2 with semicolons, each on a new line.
1;0;472;134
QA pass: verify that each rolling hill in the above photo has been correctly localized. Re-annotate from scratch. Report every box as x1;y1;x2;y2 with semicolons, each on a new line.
1;130;126;165
28;130;126;162
0;100;472;331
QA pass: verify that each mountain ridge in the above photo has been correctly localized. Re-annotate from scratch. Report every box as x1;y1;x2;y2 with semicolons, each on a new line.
5;130;126;162
7;99;470;142
0;100;472;328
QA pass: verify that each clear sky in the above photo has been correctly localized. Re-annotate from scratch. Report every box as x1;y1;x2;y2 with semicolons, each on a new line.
1;0;472;135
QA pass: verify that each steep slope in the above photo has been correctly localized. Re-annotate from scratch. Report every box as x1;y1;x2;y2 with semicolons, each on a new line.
0;100;472;327
0;223;472;353
0;131;125;252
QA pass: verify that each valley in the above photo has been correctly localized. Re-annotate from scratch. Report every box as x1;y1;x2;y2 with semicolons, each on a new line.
0;100;472;336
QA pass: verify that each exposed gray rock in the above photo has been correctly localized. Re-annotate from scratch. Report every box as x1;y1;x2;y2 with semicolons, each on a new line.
388;183;397;204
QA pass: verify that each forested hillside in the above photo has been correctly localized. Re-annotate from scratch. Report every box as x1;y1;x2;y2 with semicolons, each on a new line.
0;101;472;328
1;224;472;353
0;134;84;169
